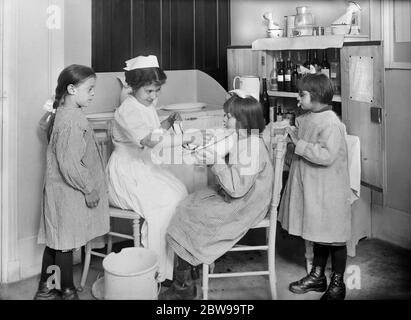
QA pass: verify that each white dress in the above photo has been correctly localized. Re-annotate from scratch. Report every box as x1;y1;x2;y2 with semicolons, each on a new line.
106;96;188;281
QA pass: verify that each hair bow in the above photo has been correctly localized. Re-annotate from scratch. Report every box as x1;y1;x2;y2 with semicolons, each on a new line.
42;98;56;113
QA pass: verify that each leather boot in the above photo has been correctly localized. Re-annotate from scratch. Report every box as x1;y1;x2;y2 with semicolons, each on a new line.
289;266;327;294
320;272;346;300
61;287;80;300
33;281;62;300
159;268;197;300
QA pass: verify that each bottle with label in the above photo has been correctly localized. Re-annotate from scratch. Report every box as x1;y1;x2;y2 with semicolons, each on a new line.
269;57;278;91
277;52;285;91
321;50;330;78
284;52;292;92
312;50;321;73
330;48;341;94
276;105;283;122
260;78;270;125
291;63;299;92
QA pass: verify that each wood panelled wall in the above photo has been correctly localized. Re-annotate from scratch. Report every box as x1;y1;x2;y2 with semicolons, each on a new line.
92;0;230;89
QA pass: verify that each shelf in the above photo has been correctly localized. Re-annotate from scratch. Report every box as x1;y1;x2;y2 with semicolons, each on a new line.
252;35;371;51
267;90;341;102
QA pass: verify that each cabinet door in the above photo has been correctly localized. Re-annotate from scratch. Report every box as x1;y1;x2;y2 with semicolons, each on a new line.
340;44;384;191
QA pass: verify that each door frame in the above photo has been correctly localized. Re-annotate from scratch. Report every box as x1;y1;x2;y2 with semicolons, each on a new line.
1;0;19;284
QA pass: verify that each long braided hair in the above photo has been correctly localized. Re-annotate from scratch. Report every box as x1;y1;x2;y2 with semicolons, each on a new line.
46;64;96;142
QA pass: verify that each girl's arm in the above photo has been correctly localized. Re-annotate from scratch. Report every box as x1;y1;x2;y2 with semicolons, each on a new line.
211;139;261;198
55;121;95;195
294;123;342;166
116;107;194;149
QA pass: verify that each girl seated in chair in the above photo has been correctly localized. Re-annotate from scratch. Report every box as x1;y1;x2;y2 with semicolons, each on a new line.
161;92;274;300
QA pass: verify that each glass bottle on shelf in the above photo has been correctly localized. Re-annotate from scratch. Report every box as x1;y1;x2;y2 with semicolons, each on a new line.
276;105;283;122
330;48;341;94
303;50;311;69
291;63;299;92
277;52;285;91
296;51;304;79
284;52;292;92
260;78;270;125
269;56;278;91
321;49;330;78
312;50;321;73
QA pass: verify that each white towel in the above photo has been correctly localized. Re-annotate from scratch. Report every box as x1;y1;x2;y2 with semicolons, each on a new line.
345;134;361;204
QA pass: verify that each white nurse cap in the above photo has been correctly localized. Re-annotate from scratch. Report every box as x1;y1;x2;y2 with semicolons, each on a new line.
123;55;160;71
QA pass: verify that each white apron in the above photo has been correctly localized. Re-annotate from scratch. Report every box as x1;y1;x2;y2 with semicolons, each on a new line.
106;96;188;281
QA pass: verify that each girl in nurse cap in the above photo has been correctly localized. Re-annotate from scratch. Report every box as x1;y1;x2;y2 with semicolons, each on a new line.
106;55;205;284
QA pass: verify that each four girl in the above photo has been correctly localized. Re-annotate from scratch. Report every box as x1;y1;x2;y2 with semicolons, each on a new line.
35;58;351;301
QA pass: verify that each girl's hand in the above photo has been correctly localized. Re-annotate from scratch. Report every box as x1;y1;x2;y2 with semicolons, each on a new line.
161;112;181;130
85;189;100;208
286;127;299;145
170;112;182;123
184;130;214;146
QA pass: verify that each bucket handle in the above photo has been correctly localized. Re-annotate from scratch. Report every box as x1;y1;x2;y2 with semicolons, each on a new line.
155;271;162;296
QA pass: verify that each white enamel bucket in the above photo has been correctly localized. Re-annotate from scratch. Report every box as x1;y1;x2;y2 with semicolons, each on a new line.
102;247;160;300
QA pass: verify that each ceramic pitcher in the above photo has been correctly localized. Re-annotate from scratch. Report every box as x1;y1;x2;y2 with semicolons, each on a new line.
232;76;260;101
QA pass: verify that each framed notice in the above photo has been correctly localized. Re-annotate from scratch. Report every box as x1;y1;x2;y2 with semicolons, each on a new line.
383;0;411;69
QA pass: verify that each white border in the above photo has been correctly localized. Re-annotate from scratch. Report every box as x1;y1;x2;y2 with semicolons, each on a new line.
383;0;411;69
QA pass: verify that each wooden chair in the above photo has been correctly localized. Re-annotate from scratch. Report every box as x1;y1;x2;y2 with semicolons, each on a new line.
201;133;288;300
79;119;144;290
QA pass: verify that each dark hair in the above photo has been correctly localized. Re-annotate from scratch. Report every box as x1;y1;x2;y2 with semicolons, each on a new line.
125;67;167;92
298;73;334;105
47;64;96;141
223;95;266;135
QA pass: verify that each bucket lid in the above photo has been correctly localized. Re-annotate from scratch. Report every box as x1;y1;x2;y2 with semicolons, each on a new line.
103;247;159;277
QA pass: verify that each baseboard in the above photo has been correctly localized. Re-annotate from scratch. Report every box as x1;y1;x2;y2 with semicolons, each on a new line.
372;204;411;250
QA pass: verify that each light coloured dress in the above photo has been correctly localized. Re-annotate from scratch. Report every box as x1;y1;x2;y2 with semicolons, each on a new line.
106;96;188;281
167;135;274;266
38;106;110;250
278;109;351;243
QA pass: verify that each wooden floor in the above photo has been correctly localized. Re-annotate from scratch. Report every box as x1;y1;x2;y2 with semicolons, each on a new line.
1;225;410;300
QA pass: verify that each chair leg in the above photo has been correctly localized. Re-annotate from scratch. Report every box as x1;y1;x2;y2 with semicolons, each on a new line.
133;217;141;247
268;222;278;300
107;234;113;254
79;242;92;290
202;264;209;300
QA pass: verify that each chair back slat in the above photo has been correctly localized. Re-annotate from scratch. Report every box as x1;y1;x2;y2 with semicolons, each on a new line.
94;120;114;168
269;134;287;214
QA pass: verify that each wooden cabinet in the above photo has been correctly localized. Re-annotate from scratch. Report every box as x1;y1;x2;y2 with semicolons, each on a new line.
229;38;385;191
92;0;230;89
340;44;384;191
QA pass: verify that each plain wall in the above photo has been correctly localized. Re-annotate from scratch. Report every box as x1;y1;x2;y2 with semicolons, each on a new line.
385;70;411;213
14;0;65;279
64;0;91;66
230;0;370;45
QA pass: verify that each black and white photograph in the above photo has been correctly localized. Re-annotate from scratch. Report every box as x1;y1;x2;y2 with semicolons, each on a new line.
0;0;410;307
